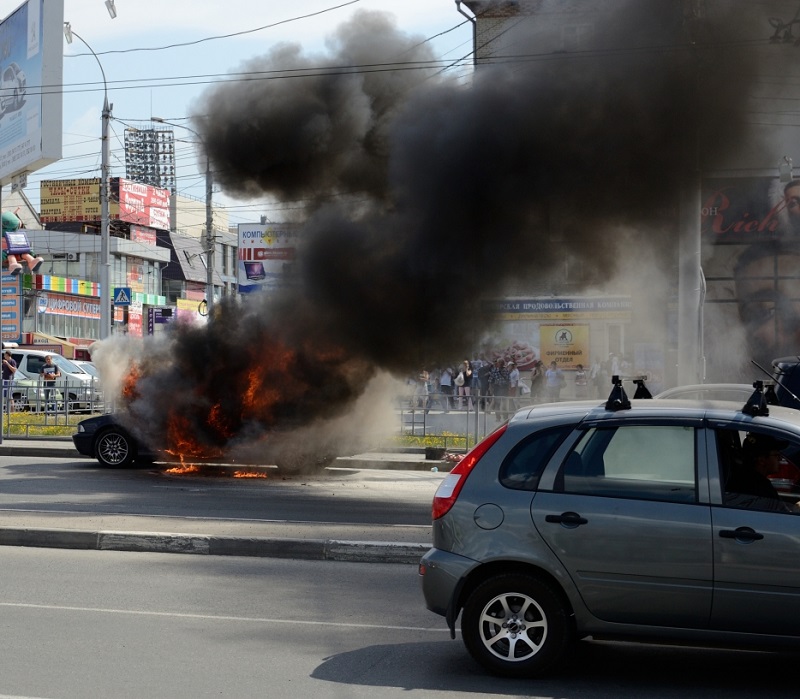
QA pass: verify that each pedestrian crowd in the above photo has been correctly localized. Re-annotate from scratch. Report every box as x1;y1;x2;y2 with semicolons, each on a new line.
408;351;633;415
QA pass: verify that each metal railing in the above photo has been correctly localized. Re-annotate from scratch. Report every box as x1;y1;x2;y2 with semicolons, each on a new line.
1;377;110;438
398;388;536;450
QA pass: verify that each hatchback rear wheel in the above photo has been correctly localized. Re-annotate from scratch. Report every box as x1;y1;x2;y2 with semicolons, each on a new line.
461;573;572;678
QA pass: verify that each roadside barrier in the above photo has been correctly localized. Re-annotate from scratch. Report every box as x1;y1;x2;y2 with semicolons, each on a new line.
1;377;108;438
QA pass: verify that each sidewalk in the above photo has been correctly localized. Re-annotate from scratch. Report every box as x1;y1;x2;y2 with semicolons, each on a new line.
0;437;442;563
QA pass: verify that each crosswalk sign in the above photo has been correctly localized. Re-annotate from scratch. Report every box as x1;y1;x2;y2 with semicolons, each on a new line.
113;287;132;306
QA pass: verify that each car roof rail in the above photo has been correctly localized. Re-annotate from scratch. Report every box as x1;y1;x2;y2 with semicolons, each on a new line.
633;378;652;399
764;381;780;405
604;374;651;412
742;380;770;417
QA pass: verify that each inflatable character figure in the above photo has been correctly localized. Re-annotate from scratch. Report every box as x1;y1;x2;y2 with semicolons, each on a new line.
2;211;43;276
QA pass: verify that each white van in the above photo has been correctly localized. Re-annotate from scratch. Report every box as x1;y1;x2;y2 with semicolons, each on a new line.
8;349;103;412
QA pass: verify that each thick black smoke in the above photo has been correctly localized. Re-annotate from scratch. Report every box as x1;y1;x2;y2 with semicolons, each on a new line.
113;2;760;459
195;3;752;369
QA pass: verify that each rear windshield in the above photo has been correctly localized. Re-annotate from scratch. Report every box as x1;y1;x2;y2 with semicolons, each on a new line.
499;424;574;491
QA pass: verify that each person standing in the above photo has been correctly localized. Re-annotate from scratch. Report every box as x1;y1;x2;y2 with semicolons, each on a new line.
2;350;16;383
456;359;474;410
507;360;520;413
438;366;454;412
40;354;61;413
2;350;16;410
545;361;564;403
467;355;482;407
530;360;544;402
416;369;430;412
477;358;492;409
487;358;510;420
574;363;589;398
589;357;602;397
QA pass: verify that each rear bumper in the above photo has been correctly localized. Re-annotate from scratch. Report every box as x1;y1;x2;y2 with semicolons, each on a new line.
419;547;478;621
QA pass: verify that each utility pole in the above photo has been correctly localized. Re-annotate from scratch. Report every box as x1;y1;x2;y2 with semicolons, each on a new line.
64;21;114;339
153;117;214;316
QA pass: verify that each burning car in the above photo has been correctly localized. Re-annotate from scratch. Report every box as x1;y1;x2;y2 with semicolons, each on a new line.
72;413;156;468
72;410;338;472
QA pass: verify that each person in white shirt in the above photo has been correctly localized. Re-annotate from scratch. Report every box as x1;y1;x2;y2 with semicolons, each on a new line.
438;366;454;412
508;361;520;411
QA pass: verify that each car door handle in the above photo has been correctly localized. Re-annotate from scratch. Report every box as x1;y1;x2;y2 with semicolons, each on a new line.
545;512;588;527
719;527;764;542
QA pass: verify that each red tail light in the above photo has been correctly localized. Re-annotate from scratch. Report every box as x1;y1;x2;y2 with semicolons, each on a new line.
431;424;507;520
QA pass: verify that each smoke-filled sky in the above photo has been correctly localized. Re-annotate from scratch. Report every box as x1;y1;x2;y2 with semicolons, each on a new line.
106;0;776;462
192;1;753;367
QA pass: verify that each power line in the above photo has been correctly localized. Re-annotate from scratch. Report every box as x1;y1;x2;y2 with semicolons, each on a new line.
68;1;363;58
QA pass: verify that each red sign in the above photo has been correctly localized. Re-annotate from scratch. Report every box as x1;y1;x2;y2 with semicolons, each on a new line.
130;224;157;246
113;178;170;230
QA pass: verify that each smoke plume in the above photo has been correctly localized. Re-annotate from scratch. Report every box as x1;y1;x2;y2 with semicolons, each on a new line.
105;2;765;464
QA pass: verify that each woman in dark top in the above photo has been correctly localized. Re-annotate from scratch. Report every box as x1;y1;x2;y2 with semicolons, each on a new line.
456;359;474;410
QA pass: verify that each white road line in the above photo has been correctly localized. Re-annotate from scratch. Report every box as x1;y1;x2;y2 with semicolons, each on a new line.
0;602;448;631
0;507;431;529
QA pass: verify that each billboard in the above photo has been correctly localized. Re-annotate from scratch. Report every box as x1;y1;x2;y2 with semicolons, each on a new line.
36;291;101;319
1;273;21;342
701;176;800;381
539;323;590;370
237;222;298;293
39;178;100;222
39;177;171;229
0;0;63;185
113;178;170;230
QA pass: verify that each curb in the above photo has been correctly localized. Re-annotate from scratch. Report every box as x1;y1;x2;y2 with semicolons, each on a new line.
0;526;429;564
0;445;79;458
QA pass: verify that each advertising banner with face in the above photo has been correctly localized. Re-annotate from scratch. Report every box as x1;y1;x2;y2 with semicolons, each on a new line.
701;177;800;380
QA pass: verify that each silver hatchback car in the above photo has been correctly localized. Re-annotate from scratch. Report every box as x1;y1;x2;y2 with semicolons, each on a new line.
419;379;800;677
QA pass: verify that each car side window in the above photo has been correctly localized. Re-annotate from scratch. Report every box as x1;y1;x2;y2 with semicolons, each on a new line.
499;425;573;491
27;356;44;374
557;425;697;504
717;428;800;514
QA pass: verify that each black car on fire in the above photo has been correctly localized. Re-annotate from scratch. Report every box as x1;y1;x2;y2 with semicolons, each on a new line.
73;414;156;468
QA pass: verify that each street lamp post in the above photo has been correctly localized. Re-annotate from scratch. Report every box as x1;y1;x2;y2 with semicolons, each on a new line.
152;118;214;316
63;22;113;339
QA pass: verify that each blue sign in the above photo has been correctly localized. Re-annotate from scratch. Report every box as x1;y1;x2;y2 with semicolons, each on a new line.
113;287;132;306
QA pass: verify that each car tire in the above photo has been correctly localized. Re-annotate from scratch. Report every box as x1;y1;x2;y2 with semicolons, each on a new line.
94;427;136;468
461;573;572;678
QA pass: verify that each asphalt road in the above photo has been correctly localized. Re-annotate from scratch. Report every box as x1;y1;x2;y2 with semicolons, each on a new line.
0;453;440;561
2;547;796;699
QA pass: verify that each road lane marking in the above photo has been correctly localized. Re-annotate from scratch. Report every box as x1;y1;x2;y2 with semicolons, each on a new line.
0;602;449;631
0;507;431;529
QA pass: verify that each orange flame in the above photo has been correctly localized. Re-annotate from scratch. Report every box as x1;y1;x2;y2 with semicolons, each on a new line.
121;364;141;402
233;470;268;479
165;412;224;463
164;464;201;475
207;402;234;439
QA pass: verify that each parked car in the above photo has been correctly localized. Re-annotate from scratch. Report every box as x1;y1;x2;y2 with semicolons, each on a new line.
5;368;63;412
7;349;103;412
72;360;99;379
72;413;156;468
654;383;756;402
419;379;800;677
0;61;26;114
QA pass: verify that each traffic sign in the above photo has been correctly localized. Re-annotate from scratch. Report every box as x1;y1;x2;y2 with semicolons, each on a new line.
113;287;132;306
